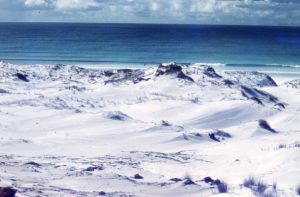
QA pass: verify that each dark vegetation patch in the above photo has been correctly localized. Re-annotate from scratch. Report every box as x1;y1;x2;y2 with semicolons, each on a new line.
98;191;107;196
217;181;228;193
243;176;277;196
155;63;194;82
243;176;256;188
215;130;232;138
208;133;220;142
241;86;283;108
15;73;29;82
104;111;132;121
183;176;195;186
133;174;143;179
161;120;172;127
0;187;17;197
262;192;277;197
103;69;144;85
284;79;300;89
265;75;277;87
258;120;277;133
169;178;182;182
296;184;300;195
274;103;285;109
133;77;150;84
209;130;232;142
84;165;104;172
0;89;9;93
24;161;41;168
202;176;228;193
277;142;300;150
224;79;234;86
203;66;222;78
203;176;214;183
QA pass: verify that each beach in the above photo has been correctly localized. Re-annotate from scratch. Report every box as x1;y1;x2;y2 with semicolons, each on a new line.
0;61;299;196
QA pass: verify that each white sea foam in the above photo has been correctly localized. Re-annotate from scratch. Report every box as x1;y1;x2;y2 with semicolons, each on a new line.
192;62;226;67
281;64;300;68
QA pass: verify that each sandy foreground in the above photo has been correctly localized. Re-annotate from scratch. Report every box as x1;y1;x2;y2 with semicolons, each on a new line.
0;61;300;197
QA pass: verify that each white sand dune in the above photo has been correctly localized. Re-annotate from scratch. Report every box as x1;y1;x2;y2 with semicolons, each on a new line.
0;61;299;196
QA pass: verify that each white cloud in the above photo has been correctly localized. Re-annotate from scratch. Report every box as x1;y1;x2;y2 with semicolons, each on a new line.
54;0;100;10
14;0;300;25
24;0;48;7
189;0;218;13
23;0;102;10
150;2;159;12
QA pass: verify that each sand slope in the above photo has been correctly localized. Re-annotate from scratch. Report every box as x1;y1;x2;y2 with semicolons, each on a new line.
0;62;299;196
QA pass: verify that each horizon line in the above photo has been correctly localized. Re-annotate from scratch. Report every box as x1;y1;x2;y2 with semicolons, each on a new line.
0;21;299;28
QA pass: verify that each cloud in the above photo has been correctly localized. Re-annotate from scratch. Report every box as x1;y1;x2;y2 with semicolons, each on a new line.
24;0;48;7
54;0;101;10
0;0;298;25
23;0;104;10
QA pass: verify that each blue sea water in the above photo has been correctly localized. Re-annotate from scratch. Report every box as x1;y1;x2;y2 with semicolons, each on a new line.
0;22;300;74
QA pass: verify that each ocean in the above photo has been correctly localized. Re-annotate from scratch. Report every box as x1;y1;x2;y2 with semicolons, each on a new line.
0;22;300;75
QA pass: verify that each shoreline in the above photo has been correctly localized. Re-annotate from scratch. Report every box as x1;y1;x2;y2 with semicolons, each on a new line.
2;60;299;84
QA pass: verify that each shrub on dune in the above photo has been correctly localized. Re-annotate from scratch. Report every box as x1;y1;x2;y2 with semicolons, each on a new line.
183;176;195;185
243;176;278;196
296;185;300;195
243;176;256;188
262;192;276;197
217;181;228;193
258;119;277;133
257;180;267;194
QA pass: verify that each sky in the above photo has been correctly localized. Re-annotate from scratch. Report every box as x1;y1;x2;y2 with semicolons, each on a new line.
0;0;299;26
